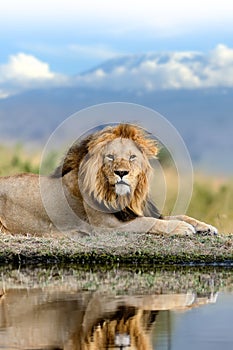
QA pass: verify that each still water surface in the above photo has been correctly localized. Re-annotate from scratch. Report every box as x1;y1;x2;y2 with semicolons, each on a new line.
0;265;232;349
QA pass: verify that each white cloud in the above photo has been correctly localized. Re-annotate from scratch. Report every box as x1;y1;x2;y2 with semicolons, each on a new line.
1;45;233;98
0;53;70;98
209;44;233;67
200;45;233;88
0;53;55;82
75;44;233;91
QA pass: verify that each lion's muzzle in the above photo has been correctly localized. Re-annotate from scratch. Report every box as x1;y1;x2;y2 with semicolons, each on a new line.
114;170;131;196
115;182;131;195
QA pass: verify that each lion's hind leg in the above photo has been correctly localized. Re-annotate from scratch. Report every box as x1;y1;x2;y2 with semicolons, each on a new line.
164;215;218;235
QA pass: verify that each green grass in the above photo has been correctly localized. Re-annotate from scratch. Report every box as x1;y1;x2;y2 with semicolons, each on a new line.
0;144;59;176
187;176;233;233
0;144;39;175
151;167;233;234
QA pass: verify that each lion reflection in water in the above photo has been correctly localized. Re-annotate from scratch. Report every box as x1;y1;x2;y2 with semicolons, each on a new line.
0;288;217;350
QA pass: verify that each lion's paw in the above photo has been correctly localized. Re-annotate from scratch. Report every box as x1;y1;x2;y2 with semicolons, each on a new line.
194;222;218;235
171;221;196;236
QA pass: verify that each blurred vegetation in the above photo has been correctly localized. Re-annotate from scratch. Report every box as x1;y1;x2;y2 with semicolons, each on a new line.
0;144;232;233
0;144;59;176
157;147;233;234
0;144;39;175
187;175;233;234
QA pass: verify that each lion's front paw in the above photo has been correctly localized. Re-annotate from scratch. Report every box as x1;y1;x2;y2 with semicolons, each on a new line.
152;220;196;236
194;222;218;235
171;221;196;236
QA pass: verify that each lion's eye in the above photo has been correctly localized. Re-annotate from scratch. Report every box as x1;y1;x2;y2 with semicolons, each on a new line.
106;154;114;161
129;154;137;161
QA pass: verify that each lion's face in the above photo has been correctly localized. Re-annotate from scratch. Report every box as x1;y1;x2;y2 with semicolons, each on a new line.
101;138;147;197
79;131;154;214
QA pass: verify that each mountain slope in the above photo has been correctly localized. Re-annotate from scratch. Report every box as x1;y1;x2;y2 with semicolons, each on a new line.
75;46;233;91
0;86;232;173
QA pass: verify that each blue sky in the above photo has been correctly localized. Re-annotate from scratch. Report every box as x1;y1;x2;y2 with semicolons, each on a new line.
1;0;233;97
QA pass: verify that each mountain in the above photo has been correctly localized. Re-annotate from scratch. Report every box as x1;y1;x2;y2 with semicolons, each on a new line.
75;46;233;92
0;52;233;173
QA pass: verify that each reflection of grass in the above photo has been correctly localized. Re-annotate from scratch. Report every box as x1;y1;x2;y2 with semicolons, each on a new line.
1;265;232;293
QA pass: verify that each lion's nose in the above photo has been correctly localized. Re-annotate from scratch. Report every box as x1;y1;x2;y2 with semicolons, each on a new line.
114;170;129;179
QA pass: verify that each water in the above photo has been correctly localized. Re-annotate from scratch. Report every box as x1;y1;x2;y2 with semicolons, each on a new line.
0;265;232;349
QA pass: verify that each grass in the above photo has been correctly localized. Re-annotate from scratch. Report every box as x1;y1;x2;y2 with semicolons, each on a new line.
0;143;60;176
0;232;232;266
187;174;233;233
152;168;233;234
0;144;41;175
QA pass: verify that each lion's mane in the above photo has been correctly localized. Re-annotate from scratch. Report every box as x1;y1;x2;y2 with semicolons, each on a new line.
52;124;161;220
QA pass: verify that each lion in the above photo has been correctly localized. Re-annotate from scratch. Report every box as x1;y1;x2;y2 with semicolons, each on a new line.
0;123;217;236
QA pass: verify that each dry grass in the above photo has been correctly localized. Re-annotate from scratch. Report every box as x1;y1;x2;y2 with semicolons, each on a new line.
152;168;233;234
0;232;232;266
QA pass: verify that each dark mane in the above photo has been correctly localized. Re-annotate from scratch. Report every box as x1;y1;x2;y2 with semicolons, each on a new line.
113;199;162;222
51;135;92;178
144;199;163;219
113;207;138;222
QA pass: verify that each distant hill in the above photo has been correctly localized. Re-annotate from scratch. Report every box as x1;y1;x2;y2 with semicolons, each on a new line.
0;51;233;173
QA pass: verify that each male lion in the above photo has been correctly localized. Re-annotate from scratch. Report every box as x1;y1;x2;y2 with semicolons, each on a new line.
0;124;217;236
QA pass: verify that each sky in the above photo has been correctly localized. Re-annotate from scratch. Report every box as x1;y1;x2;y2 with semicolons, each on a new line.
1;0;233;97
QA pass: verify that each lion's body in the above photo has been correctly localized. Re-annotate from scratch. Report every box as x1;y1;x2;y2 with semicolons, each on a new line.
0;124;217;236
0;174;71;235
0;174;47;234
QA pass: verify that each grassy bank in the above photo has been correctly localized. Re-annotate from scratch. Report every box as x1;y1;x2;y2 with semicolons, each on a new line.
0;232;232;266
